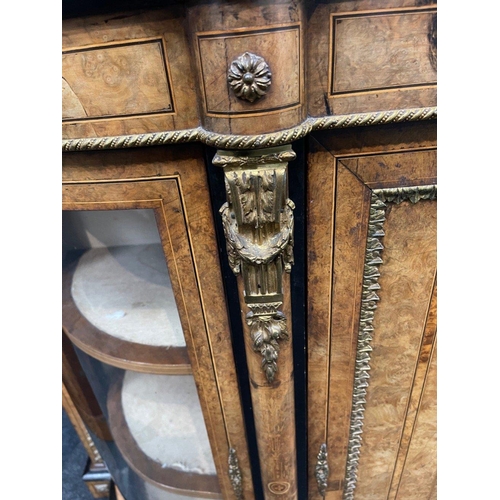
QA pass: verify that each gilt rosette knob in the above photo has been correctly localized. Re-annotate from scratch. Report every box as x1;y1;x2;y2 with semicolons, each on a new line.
228;52;272;103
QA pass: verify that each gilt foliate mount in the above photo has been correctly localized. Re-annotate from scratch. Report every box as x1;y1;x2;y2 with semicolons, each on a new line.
228;52;272;103
215;146;295;383
228;448;243;500
247;304;289;383
315;443;329;497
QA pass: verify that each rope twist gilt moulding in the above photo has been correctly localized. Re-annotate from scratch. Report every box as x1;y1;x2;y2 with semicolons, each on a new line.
62;107;437;151
214;146;295;383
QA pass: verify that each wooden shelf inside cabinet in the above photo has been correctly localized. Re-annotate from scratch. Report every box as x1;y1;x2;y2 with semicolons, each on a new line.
107;371;222;499
63;248;192;375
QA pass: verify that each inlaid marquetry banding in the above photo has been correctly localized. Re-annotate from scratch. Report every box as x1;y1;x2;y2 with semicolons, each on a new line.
342;185;437;500
62;106;437;151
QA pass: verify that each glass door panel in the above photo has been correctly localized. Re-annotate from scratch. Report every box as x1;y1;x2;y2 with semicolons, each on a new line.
63;209;190;374
62;157;254;499
63;208;221;498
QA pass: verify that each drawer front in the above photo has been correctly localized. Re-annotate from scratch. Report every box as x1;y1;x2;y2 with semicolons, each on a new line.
62;8;199;139
308;2;437;116
63;39;174;120
331;9;437;94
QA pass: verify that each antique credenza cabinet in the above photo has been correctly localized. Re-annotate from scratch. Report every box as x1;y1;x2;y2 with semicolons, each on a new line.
62;1;437;499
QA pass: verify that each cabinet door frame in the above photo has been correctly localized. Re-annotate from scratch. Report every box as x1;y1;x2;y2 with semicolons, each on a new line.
62;145;254;500
307;125;437;500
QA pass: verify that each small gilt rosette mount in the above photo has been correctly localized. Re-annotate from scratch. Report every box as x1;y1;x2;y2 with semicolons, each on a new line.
214;146;295;383
228;52;272;103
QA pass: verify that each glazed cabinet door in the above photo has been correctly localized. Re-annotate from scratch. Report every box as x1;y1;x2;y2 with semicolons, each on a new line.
307;124;437;500
62;145;253;500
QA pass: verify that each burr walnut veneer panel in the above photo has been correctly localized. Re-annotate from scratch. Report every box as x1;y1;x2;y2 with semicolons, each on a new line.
62;8;199;139
353;201;436;500
196;26;300;117
307;1;437;116
188;0;305;135
63;40;174;118
307;124;437;500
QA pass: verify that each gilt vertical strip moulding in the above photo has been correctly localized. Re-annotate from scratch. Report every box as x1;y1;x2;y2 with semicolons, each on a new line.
215;146;298;500
343;186;437;500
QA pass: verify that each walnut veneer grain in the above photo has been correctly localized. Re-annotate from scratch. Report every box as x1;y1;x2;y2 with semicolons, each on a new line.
307;1;437;116
354;200;436;500
62;8;199;138
237;275;298;500
187;0;306;135
395;341;437;500
388;281;437;500
63;145;255;499
307;125;437;500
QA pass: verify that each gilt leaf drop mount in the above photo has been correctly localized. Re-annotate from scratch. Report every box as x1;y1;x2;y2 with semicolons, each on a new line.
228;52;272;103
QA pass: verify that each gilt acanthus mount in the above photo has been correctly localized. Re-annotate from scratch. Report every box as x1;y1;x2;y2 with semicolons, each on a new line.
215;146;295;382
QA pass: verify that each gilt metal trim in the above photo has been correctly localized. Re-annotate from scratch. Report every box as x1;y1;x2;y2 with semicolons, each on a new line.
247;303;289;382
315;443;329;497
342;184;437;500
228;52;272;103
228;448;243;500
62;106;437;151
217;146;295;382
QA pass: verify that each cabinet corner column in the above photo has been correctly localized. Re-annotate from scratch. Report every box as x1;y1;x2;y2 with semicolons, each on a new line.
214;146;298;499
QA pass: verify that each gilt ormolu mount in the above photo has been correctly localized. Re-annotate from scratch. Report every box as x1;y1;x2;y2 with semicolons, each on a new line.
215;146;295;383
227;52;272;103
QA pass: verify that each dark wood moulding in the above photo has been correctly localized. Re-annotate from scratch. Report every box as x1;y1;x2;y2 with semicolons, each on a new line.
63;251;192;375
107;373;222;499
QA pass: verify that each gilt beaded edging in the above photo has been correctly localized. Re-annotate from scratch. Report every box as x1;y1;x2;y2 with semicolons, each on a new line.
62;107;437;152
228;448;243;500
342;184;437;500
315;443;329;497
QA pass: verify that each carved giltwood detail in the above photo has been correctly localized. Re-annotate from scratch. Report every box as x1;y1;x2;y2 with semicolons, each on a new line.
316;443;329;497
228;448;243;500
342;184;437;500
216;146;296;382
62;383;104;467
